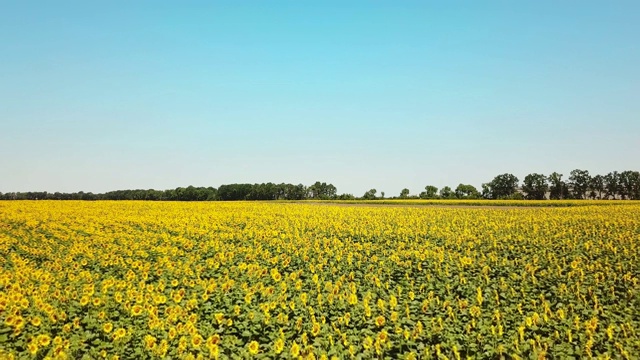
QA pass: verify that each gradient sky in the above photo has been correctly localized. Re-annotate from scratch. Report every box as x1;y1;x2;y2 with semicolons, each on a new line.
1;1;639;196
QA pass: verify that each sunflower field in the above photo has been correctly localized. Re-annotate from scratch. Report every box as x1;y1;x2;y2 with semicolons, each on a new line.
0;201;639;359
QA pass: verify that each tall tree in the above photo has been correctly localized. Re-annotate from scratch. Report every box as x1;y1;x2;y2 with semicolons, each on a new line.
308;181;337;200
454;184;480;199
568;169;591;199
399;188;410;199
420;185;439;199
589;175;605;199
619;170;640;200
362;189;377;200
487;173;519;199
481;183;492;199
548;172;567;200
522;173;549;200
439;186;454;199
604;171;620;199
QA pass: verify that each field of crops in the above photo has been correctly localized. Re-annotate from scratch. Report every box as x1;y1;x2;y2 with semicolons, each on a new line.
1;201;639;359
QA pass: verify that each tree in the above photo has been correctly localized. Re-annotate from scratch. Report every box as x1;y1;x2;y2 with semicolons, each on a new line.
283;184;307;200
481;183;491;199
522;173;548;200
568;169;591;199
420;186;438;199
399;188;410;199
439;186;454;199
486;173;519;199
454;184;480;199
337;193;355;200
619;170;640;200
308;181;337;200
604;171;620;199
362;189;377;200
589;175;604;199
380;191;385;199
548;172;568;200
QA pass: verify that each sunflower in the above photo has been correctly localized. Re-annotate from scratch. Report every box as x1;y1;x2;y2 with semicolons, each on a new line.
271;269;282;282
27;341;38;355
290;341;300;357
469;305;481;318
273;338;284;354
37;334;51;347
4;315;15;327
377;330;388;343
214;313;224;324
208;343;220;359
113;328;126;340
375;315;385;327
389;295;398;309
30;316;42;327
131;305;144;316
247;340;260;355
362;336;373;350
348;293;358;305
390;311;399;323
103;322;113;333
191;334;203;349
144;335;157;349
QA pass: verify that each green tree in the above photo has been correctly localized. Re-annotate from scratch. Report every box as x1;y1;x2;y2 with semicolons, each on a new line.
486;173;519;199
481;183;491;199
399;188;410;199
548;172;568;200
419;186;438;199
362;189;377;200
454;184;480;199
619;170;640;200
439;186;454;199
568;169;591;199
308;181;337;199
589;175;604;199
604;171;620;199
522;173;548;200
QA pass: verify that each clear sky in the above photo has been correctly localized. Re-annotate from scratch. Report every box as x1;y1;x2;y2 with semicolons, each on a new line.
1;1;639;196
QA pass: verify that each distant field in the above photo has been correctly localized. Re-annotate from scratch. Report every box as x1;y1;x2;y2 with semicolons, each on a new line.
292;199;640;207
1;201;639;359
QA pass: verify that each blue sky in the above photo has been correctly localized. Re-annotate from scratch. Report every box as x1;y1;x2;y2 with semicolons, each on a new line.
1;1;639;196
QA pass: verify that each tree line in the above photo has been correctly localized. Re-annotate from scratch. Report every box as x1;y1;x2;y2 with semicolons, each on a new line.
0;182;342;201
1;170;639;201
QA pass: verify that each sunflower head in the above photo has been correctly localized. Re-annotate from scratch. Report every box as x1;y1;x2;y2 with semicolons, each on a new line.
247;340;259;355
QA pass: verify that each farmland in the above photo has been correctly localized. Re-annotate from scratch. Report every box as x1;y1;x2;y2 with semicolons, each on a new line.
1;201;639;359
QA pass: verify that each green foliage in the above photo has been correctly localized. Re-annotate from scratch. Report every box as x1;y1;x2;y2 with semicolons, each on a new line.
569;169;591;199
362;189;377;200
522;173;549;200
439;186;455;199
454;184;480;199
589;175;605;199
2;170;640;202
420;186;439;199
399;188;410;199
485;174;519;200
